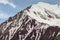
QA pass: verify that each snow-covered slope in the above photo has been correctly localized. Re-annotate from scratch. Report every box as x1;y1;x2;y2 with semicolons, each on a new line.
0;2;60;40
26;2;60;27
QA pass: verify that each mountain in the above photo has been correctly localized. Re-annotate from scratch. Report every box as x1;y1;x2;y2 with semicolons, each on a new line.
0;2;60;40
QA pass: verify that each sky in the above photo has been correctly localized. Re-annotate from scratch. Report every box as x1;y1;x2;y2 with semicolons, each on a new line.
0;0;60;23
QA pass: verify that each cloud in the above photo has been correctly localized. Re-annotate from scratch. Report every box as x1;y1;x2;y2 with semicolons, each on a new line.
0;11;11;19
0;0;16;8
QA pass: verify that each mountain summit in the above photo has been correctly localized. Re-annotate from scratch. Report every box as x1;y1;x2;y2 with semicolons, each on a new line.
0;2;60;40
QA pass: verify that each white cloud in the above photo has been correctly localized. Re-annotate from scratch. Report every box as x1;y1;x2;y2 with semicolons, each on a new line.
0;0;16;8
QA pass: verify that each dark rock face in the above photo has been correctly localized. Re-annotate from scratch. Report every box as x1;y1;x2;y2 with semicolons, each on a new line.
0;13;60;40
0;3;60;40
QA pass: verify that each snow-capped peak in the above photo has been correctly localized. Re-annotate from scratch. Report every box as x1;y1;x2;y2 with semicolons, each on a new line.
0;2;60;40
25;2;60;27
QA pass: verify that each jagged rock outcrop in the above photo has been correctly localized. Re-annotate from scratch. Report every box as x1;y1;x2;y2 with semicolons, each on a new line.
0;2;60;40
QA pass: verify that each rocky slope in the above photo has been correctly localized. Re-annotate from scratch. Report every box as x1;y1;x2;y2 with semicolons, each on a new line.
0;2;60;40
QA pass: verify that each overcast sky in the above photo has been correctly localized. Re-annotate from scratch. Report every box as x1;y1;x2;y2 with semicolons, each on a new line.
0;0;60;23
